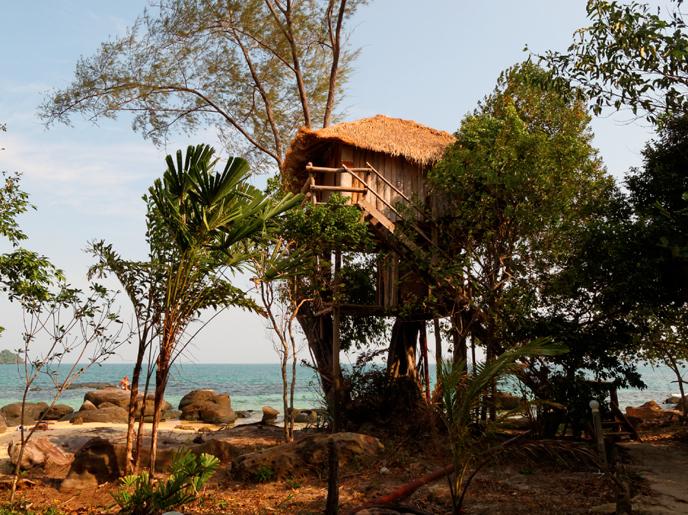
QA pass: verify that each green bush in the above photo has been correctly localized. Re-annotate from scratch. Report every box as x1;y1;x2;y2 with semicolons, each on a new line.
112;451;220;515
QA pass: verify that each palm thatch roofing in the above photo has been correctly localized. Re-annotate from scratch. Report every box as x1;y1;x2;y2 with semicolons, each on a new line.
282;114;455;189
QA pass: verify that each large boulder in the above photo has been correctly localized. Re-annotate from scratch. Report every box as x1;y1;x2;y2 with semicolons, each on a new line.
179;390;236;424
261;406;279;424
60;437;123;492
41;404;74;420
70;405;128;424
495;391;524;411
664;394;685;404
0;402;49;426
234;432;383;481
79;400;97;411
287;408;318;424
626;400;676;425
8;437;73;472
84;387;131;409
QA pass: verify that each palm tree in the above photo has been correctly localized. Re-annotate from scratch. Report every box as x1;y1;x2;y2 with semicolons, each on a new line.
93;144;300;475
438;338;567;513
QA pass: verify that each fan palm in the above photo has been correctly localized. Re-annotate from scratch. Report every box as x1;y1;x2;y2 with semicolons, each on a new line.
438;338;567;513
103;144;300;475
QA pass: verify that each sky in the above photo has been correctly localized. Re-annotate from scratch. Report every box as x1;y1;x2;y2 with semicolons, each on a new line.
0;1;655;363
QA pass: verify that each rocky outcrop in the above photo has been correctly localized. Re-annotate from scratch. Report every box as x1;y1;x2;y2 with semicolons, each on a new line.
60;434;236;491
234;432;383;481
0;402;49;426
261;406;279;424
79;400;97;411
60;437;123;492
495;391;524;411
41;404;74;420
84;387;131;409
8;437;73;472
287;408;318;424
70;405;128;424
179;390;236;424
626;400;679;426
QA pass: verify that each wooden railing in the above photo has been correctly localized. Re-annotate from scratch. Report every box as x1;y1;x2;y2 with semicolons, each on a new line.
303;162;434;247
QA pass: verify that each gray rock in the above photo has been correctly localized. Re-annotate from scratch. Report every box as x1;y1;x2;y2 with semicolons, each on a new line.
8;437;72;471
234;432;383;481
261;405;279;424
79;400;97;411
179;389;236;424
60;437;123;492
0;402;49;426
41;404;74;420
70;405;128;424
84;387;131;409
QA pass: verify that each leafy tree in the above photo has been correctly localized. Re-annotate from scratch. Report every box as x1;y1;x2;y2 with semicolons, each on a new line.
0;124;63;336
541;0;688;122
428;62;613;418
281;194;374;404
40;0;367;170
639;308;688;417
10;280;126;502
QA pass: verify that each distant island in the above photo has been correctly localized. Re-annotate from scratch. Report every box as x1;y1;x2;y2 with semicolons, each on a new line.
0;349;20;364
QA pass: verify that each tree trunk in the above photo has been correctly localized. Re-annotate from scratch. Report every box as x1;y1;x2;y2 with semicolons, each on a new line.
450;312;468;369
148;360;169;477
434;318;443;383
124;337;147;474
387;317;422;380
297;310;339;400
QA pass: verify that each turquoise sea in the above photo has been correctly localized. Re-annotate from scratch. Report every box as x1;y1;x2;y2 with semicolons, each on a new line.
0;362;681;412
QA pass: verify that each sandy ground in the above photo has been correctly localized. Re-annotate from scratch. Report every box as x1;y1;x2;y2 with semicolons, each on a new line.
621;440;688;514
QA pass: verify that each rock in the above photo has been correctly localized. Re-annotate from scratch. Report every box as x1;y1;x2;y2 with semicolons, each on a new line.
234;432;383;481
261;406;279;424
179;390;236;424
70;405;128;424
664;394;684;404
625;400;676;425
0;412;7;433
288;408;317;424
8;437;72;471
60;437;123;492
41;404;74;420
165;409;182;420
236;410;254;419
66;382;114;390
79;400;97;411
84;387;131;409
495;391;523;411
0;402;49;426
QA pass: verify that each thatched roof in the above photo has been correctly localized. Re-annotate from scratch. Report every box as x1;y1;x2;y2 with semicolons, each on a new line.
282;115;455;187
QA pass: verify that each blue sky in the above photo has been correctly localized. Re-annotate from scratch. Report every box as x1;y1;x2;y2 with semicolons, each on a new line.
0;1;654;363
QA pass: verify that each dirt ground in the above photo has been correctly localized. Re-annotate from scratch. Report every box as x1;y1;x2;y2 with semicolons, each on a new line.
0;419;626;514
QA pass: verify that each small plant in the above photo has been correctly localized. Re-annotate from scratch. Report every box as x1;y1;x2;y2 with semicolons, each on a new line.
284;478;301;490
112;451;219;515
253;465;275;483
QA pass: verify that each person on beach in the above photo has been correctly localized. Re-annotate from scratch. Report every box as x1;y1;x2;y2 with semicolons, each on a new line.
119;375;130;390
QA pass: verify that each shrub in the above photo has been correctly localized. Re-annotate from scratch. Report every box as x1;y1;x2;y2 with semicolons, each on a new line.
112;451;219;515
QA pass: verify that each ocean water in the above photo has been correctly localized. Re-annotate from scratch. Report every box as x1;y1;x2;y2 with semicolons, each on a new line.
0;363;323;412
0;362;681;412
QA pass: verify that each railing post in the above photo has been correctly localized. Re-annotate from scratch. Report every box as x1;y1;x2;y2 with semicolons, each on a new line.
590;400;607;469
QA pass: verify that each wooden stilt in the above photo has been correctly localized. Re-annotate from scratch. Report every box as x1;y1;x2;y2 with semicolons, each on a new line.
420;323;431;402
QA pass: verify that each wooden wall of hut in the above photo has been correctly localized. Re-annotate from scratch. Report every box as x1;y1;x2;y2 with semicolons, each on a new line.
339;144;426;221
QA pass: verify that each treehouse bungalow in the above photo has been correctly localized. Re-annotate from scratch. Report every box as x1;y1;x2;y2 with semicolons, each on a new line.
282;114;455;313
